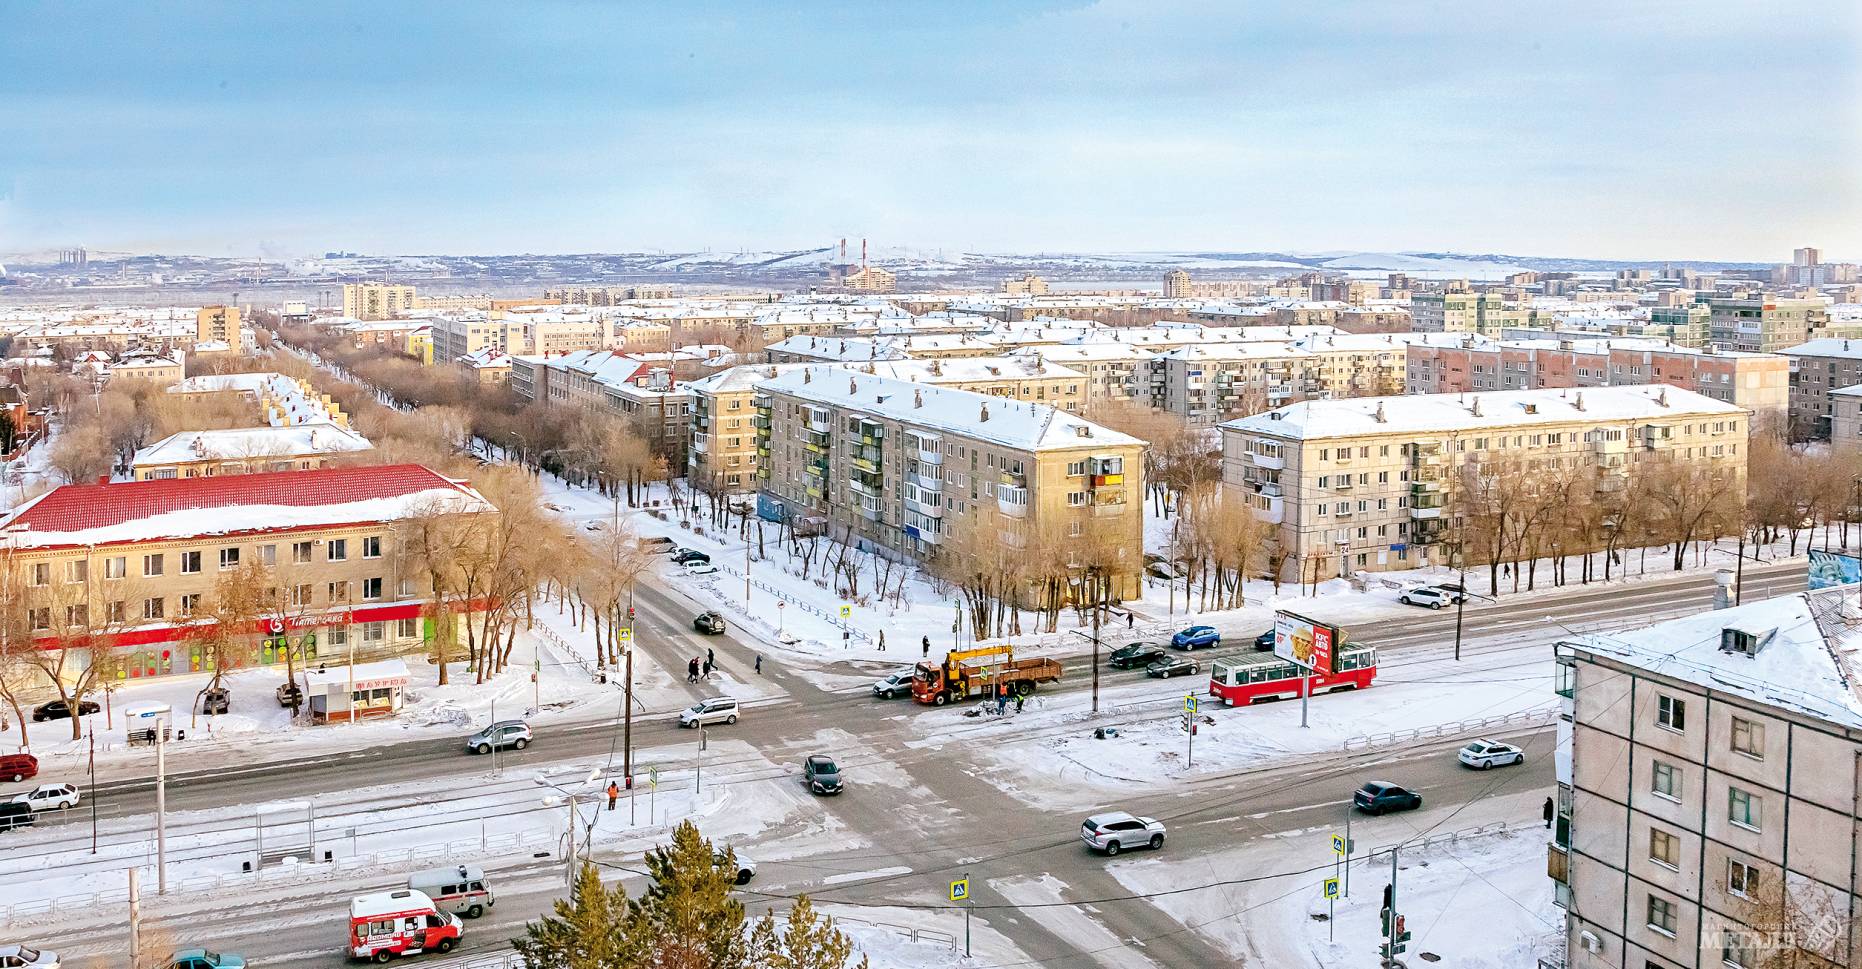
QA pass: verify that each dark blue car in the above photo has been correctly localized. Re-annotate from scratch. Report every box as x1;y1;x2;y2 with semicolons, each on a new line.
1171;626;1220;650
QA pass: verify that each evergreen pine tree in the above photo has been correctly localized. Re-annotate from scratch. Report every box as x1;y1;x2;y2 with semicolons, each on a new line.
512;861;629;969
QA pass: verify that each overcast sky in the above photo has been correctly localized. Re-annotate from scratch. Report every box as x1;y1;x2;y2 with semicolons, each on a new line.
2;0;1858;261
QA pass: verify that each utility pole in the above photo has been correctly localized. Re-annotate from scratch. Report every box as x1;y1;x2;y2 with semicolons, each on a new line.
1090;571;1102;715
1343;805;1352;898
155;727;168;894
128;867;141;969
1453;516;1468;662
623;611;635;783
964;868;972;958
696;723;705;794
89;727;97;854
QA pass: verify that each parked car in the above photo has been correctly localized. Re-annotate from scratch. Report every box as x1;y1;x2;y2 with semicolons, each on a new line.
717;848;757;885
275;681;303;708
0;755;37;784
0;945;57;968
802;755;843;795
161;951;245;969
198;687;230;716
671;548;711;565
30;699;98;722
684;561;720;577
1144;561;1180;580
1107;642;1165;669
1397;587;1455;610
0;802;36;833
12;784;78;812
679;696;739;728
1253;629;1276;651
1079;811;1166;855
872;669;916;699
465;719;532;755
693;611;727;635
1145;656;1200;679
638;536;677;553
1353;781;1423;815
1170;626;1220;650
408;865;495;920
1458;739;1524;770
1430;581;1468;599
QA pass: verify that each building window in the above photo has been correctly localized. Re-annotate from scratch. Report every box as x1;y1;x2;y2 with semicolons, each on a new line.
27;607;49;631
328;581;350;603
1652;761;1680;801
327;625;348;647
219;547;240;571
143;553;164;577
64;559;87;584
64;604;87;628
1731;717;1764;759
327;539;348;562
398;578;416;597
1646;894;1677;936
104;556;126;579
178;594;200;617
1067;492;1088;506
27;562;49;586
362;536;382;558
396;618;420;639
362;578;383;601
291;584;313;607
1729;788;1761;830
292;541;313;564
1722;931;1757;969
363;621;386;642
143;598;165;620
259;544;277;567
180;551;201;574
1727;859;1757;899
1648;828;1679;869
1657;694;1686;731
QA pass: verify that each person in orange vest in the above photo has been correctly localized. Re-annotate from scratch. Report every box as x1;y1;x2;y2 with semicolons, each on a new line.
607;780;620;811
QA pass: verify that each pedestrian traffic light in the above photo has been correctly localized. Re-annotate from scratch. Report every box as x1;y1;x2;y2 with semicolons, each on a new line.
1381;907;1391;936
1396;915;1410;943
627;606;635;621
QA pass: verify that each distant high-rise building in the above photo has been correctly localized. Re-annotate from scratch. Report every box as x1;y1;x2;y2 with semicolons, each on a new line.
1002;273;1048;296
58;248;88;267
1794;246;1821;267
195;305;244;348
1163;269;1192;298
342;283;418;321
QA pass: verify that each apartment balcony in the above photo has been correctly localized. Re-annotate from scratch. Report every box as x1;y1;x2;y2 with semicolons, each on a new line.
751;415;771;431
858;497;883;522
849;476;880;499
1091;473;1124;488
1092;500;1127;517
805;483;824;499
851;455;880;475
1250;451;1286;471
804;460;827;480
757;444;770;458
906;495;943;518
692;437;709;454
999;529;1028;549
904;522;942;546
1254;496;1285;525
912;471;944;492
917;447;943;466
999;469;1027;488
806;414;831;433
997;488;1029;517
1409;505;1443;520
1247;480;1282;498
1410;480;1441;497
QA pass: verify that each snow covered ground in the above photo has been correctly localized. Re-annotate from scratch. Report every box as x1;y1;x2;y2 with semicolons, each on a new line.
1106;795;1559;966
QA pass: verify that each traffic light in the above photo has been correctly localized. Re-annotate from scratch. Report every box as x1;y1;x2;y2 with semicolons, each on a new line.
1396;914;1410;943
1382;883;1393;910
1381;907;1391;936
627;606;635;621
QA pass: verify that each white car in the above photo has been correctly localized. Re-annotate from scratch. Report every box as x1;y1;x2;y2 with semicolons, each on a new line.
684;561;720;576
1398;587;1455;610
717;848;757;885
678;696;740;728
1458;739;1525;770
0;945;59;969
871;669;915;699
1080;811;1166;856
12;784;78;812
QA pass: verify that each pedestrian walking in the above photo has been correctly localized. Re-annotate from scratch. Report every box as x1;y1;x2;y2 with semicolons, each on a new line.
687;657;700;682
996;689;1008;716
922;636;930;658
755;654;763;675
878;630;886;651
702;659;713;679
1543;796;1554;828
706;647;715;668
1014;693;1025;714
606;780;620;811
1127;612;1134;629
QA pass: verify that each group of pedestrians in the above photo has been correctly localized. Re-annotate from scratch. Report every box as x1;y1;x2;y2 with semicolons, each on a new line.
685;647;766;682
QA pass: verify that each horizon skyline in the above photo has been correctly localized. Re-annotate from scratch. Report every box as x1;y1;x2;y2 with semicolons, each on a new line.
2;1;1858;262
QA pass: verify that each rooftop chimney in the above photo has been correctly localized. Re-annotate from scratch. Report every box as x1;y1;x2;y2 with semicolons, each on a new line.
1374;401;1387;423
1574;391;1585;411
979;402;990;423
914;389;923;408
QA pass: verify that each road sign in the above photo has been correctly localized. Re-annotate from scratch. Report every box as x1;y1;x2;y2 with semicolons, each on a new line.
617;627;632;644
950;878;969;902
648;767;659;789
1323;877;1340;899
838;604;852;619
1184;694;1199;714
1331;833;1346;855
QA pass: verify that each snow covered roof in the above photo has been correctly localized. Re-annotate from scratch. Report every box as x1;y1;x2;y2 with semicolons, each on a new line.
132;423;374;467
1015;343;1158;364
1782;338;1862;360
754;367;1143;451
1223;384;1747;441
0;464;493;550
1564;589;1862;729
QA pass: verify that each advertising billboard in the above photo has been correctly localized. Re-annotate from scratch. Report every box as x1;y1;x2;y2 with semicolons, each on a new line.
1809;549;1861;591
1274;610;1343;675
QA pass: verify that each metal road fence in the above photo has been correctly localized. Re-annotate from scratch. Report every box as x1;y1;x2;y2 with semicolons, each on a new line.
705;558;876;645
0;829;556;929
1341;708;1558;752
1366;819;1515;862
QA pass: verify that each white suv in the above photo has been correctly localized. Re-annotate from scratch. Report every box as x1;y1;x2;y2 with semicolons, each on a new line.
1080;811;1166;855
679;696;740;728
12;784;78;811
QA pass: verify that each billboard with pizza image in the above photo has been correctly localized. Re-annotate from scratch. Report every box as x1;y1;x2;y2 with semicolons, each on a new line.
1273;610;1343;675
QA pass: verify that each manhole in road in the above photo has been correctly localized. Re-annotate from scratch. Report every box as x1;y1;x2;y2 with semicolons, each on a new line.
1418;953;1441;962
